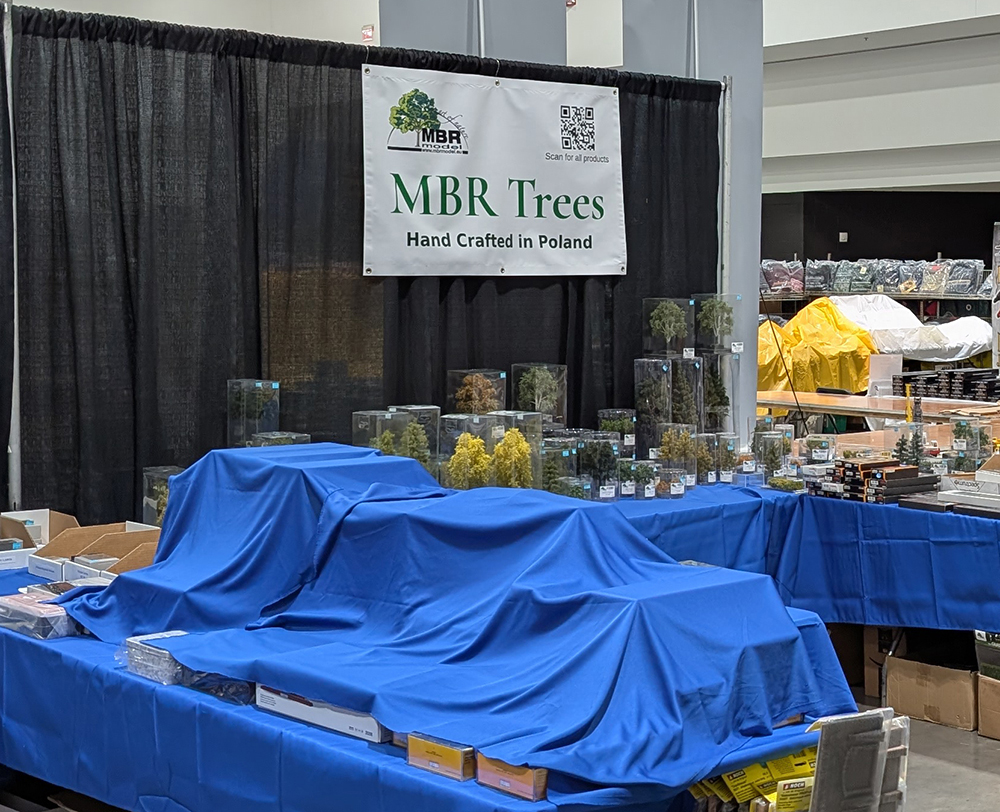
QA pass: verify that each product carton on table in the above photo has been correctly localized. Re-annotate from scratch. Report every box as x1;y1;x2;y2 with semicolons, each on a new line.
255;684;391;743
28;522;159;581
978;675;1000;741
0;509;79;570
885;654;978;731
476;753;548;801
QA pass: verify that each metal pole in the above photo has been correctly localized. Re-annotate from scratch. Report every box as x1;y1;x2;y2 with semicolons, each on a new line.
692;0;700;79
4;1;20;509
477;0;486;57
719;75;732;295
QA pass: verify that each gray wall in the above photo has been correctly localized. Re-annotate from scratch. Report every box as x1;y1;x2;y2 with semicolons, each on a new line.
624;0;763;440
380;0;567;63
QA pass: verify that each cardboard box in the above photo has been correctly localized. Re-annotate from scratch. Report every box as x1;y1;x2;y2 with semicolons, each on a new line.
979;675;1000;741
255;684;391;743
406;733;476;781
885;655;978;731
1;509;79;547
28;525;159;581
476;753;547;801
863;626;906;699
775;776;813;812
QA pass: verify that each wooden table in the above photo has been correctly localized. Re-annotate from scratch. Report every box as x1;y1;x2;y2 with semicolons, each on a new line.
756;390;999;422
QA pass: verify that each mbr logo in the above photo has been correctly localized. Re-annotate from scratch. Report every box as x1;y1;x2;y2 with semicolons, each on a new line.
387;88;468;154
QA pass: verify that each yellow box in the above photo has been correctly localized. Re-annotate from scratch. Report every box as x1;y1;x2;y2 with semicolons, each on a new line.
701;776;735;802
406;733;475;781
688;782;708;799
391;731;408;749
722;763;774;802
476;753;548;802
776;776;813;812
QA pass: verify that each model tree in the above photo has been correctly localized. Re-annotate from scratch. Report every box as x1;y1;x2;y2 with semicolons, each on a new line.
389;89;441;134
908;432;924;467
659;427;695;468
601;415;634;436
518;367;558;414
579;441;617;488
542;452;568;492
718;442;738;472
399;422;431;470
455;373;500;414
696;299;735;343
704;367;730;432
649;300;687;346
696;442;716;478
370;430;396;456
445;432;492;489
494;428;534;488
632;463;655;494
762;442;783;476
617;459;636;485
672;368;698;426
636;378;670;438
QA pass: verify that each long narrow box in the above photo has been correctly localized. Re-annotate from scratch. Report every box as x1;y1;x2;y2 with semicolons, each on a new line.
255;684;391;743
476;753;548;801
407;733;476;781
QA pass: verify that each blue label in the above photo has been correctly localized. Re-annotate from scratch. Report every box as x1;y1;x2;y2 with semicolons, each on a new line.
499;372;507;378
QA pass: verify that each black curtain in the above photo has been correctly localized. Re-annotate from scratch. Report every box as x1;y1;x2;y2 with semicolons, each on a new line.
10;8;719;522
0;8;12;512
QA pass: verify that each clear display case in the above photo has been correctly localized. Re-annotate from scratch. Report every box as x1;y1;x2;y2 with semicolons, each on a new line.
249;432;311;447
541;437;578;493
773;423;795;458
511;363;568;425
628;460;659;500
447;369;506;414
642;298;695;356
552;428;593;452
668;356;705;431
352;410;414;456
389;405;442;469
0;594;78;639
692;294;741;351
142;465;185;527
717;433;740;484
756;431;785;477
656;423;697;488
803;434;837;464
634;358;672;459
489;411;543;489
597;408;636;460
579;436;621;502
949;417;992;472
440;414;502;489
227;379;280;448
657;468;686;499
551;476;592;500
702;351;741;435
884;423;925;466
696;433;718;485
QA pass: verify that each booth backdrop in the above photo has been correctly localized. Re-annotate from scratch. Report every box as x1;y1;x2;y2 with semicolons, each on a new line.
5;7;720;523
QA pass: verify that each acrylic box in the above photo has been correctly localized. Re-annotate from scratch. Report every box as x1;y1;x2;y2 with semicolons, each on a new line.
803;434;837;464
634;358;673;460
717;433;740;484
551;476;592;500
389;405;442;467
249;432;311;447
657;468;686;499
696;433;718;485
579;435;621;502
950;418;991;472
489;411;543;489
642;298;695;356
629;460;659;500
440;414;502;489
884;423;925;467
447;369;506;414
656;423;697;488
693;294;741;351
227;379;280;448
598;408;636;459
668;356;705;431
142;466;185;527
352;410;414;456
511;363;568;425
617;459;637;499
755;431;785;477
702;351;741;435
541;437;578;493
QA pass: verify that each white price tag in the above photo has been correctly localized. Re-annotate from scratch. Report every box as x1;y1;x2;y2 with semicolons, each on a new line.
953;439;967;451
731;342;744;354
599;485;616;499
644;483;656;498
648;449;660;460
812;449;831;461
683;347;696;360
684;474;696;487
624;434;636;447
720;471;734;484
620;481;635;496
742;460;757;473
670;482;685;496
932;463;949;475
707;471;717;484
492;426;506;440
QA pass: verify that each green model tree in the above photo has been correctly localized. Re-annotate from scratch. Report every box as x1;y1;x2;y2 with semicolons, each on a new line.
455;373;500;414
696;442;716;479
494;428;534;488
762;441;783;476
542;452;566;492
370;430;396;456
389;89;441;134
632;463;655;494
649;300;688;346
704;367;730;432
636;376;670;453
579;441;617;488
399;422;431;470
718;442;738;472
600;415;634;436
908;432;924;467
696;299;735;344
672;367;698;426
659;427;695;469
893;435;909;465
617;459;636;485
518;367;559;414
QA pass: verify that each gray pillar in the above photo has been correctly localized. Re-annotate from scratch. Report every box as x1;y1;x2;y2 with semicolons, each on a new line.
624;0;763;442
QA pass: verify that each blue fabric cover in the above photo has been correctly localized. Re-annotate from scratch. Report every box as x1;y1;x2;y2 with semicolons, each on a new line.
61;445;854;798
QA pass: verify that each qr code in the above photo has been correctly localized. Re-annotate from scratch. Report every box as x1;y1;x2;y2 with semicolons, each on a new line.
560;105;595;150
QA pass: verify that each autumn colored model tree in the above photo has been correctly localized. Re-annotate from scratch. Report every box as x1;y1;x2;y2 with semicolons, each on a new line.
455;373;499;414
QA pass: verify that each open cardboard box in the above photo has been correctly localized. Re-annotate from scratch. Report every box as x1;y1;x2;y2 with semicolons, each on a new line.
885;653;978;731
979;674;1000;741
104;542;159;579
0;510;79;570
28;523;159;581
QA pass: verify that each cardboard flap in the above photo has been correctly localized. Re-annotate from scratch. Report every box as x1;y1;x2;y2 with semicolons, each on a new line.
44;523;127;558
108;542;158;574
78;529;161;560
49;511;81;540
0;516;36;547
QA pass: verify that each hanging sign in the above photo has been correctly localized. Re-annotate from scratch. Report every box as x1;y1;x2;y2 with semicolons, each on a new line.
362;65;626;276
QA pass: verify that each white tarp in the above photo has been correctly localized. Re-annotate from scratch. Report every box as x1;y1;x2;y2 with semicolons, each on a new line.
362;65;626;276
831;294;991;363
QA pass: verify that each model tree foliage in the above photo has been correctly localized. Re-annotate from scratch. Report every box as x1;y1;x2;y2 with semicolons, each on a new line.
389;89;440;134
494;428;534;488
446;432;492;489
600;416;634;436
579;441;617;486
399;422;431;470
761;441;783;476
649;300;688;345
636;376;670;440
696;299;734;342
632;463;655;488
672;367;698;427
659;427;695;469
704;367;730;432
696;442;715;477
518;366;559;415
617;459;636;484
718;442;738;472
455;373;499;414
543;452;567;492
370;430;396;456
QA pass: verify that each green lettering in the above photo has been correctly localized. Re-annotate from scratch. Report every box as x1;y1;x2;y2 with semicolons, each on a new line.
440;175;462;216
392;174;431;215
534;193;553;219
508;178;536;218
572;195;590;219
591;196;605;220
467;177;498;217
552;194;572;220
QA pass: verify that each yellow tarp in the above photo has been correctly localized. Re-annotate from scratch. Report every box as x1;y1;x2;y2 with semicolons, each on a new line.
758;298;876;396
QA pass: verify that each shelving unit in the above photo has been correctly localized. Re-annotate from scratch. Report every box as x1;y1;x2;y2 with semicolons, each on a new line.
760;290;991;322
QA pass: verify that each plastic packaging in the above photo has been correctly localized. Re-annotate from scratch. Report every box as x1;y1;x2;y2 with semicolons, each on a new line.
717;433;740;484
489;411;544;489
511;363;568;425
643;298;696;356
0;593;79;639
634;358;673;460
805;259;837;293
696;433;719;485
352;410;414;456
142;465;185;527
249;432;311;447
657;423;697;488
804;434;837;463
447;369;506;414
579;435;621;502
756;431;785;477
669;356;705;431
693;294;740;351
658;468;687;499
598;408;636;459
920;260;949;294
227;379;279;448
884;423;925;467
944;259;984;295
629;461;659;500
551;476;592;500
760;260;804;294
810;708;893;812
541;437;578;493
440;414;502;489
388;405;442;464
702;351;741;435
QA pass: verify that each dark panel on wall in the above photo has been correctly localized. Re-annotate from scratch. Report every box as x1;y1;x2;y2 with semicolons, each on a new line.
761;192;804;260
802;191;1000;265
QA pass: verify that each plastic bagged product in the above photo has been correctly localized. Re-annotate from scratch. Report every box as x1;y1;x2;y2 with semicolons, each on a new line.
0;593;79;639
871;259;902;293
897;260;925;293
805;259;837;293
920;260;949;294
943;258;984;295
761;260;804;294
833;261;874;293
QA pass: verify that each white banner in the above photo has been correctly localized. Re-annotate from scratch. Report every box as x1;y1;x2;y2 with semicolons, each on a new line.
362;65;626;276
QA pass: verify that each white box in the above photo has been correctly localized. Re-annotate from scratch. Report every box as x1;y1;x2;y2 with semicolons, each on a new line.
27;554;68;581
0;548;34;571
255;684;391;743
62;561;115;582
1;509;79;547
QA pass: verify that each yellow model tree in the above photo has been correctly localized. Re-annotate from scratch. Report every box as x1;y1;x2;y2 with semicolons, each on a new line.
446;432;493;489
493;428;534;488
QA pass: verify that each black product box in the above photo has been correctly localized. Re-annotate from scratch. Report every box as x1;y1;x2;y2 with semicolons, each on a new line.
976;631;1000;681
